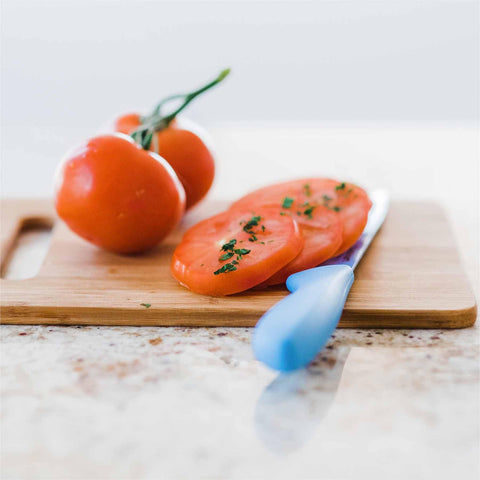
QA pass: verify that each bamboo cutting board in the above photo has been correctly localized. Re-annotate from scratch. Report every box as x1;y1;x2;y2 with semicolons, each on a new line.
0;198;477;328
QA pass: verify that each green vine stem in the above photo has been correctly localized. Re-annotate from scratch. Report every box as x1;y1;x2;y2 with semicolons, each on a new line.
130;68;230;150
149;94;185;118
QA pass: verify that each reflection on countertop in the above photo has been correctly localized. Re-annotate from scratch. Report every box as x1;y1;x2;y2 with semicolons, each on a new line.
1;324;478;479
255;347;350;454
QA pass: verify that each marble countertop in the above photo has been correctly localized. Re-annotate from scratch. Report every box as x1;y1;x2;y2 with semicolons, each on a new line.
2;324;478;479
1;126;479;479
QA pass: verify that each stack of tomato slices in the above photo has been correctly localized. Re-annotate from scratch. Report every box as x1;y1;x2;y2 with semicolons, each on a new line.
171;178;371;296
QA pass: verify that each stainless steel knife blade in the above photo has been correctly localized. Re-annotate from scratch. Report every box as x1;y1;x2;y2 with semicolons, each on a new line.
322;189;390;269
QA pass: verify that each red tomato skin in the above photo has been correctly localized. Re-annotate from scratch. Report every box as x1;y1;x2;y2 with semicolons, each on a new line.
113;112;142;135
55;134;185;254
113;113;215;210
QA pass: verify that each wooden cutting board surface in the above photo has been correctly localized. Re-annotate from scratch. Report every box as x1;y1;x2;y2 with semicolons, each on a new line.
0;198;477;328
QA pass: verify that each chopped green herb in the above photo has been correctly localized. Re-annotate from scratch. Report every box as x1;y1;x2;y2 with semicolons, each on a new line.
303;184;311;197
261;225;266;232
242;216;262;243
304;206;316;218
214;263;237;275
234;247;251;260
333;206;342;212
221;239;237;251
280;212;287;216
335;182;346;191
234;248;251;255
297;211;302;216
215;245;251;275
140;303;151;309
323;195;332;202
242;216;261;234
282;196;294;209
259;241;265;245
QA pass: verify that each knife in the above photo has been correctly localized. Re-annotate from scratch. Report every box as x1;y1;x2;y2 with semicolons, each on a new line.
252;189;390;371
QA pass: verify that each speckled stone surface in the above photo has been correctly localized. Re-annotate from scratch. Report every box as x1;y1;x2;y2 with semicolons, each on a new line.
1;324;478;479
1;127;479;479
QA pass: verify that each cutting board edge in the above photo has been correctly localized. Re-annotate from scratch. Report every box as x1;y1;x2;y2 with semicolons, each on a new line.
340;303;477;329
1;302;476;328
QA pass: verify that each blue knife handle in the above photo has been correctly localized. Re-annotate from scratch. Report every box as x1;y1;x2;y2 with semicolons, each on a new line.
252;265;354;371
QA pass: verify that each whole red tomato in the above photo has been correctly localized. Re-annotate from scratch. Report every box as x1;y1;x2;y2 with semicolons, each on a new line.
55;134;185;254
113;114;215;210
110;68;230;210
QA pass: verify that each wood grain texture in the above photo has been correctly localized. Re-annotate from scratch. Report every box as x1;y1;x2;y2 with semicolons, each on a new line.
0;198;477;328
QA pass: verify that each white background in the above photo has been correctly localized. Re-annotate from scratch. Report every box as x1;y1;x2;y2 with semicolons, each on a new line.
1;0;478;196
2;0;478;126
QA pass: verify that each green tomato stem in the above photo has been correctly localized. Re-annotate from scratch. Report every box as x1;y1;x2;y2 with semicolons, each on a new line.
158;68;231;126
150;94;185;118
130;68;230;150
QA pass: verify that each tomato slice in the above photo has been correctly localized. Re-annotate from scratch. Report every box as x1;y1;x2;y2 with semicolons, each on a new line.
231;178;371;258
171;208;303;296
231;201;342;285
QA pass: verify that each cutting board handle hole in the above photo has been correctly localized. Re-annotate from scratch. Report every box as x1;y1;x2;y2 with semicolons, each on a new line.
1;218;53;280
